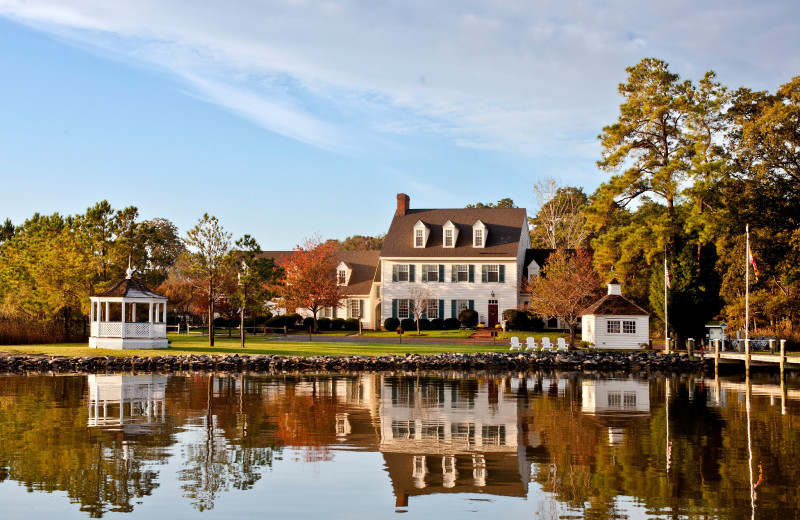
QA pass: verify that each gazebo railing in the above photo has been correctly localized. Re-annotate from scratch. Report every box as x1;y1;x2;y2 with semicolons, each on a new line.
92;322;167;338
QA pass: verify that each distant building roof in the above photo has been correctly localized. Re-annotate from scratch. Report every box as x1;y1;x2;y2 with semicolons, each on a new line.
260;249;380;297
98;277;165;299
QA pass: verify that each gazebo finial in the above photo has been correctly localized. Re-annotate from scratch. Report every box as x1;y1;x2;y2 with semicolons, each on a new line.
126;256;134;279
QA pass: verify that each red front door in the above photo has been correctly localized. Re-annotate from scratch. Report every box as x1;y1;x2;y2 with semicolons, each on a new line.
488;300;498;327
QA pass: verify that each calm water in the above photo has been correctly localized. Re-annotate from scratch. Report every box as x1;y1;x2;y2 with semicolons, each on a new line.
1;370;799;519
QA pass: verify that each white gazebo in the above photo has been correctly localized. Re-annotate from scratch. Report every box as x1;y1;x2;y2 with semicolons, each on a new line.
89;267;169;349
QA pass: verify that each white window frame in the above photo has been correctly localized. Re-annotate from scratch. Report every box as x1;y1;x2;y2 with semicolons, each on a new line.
322;307;332;319
337;269;347;285
444;229;453;247
607;320;621;334
474;228;483;247
397;264;409;282
623;320;636;334
455;264;469;282
456;299;470;314
426;264;438;282
427;299;439;319
349;299;361;318
415;229;424;247
398;299;410;319
486;264;499;282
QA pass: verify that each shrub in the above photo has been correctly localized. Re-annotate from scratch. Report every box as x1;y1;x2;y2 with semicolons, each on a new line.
316;317;331;331
443;317;461;330
430;318;445;330
383;317;400;331
344;318;359;331
400;318;416;331
417;318;431;331
529;315;545;331
265;316;283;328
331;318;345;330
213;317;237;328
302;317;315;330
458;308;479;328
283;313;302;328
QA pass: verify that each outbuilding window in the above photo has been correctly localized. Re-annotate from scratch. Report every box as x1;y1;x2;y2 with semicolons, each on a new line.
607;320;621;334
623;320;636;334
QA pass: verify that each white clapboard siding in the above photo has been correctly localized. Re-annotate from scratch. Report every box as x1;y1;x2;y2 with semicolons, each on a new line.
381;260;519;322
582;315;649;349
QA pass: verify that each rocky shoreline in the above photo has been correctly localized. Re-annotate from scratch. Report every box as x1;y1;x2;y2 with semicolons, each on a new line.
0;350;712;374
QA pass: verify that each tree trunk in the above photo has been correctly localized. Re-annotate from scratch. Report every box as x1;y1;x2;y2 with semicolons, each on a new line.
568;322;575;349
208;280;215;347
240;286;246;348
64;306;71;343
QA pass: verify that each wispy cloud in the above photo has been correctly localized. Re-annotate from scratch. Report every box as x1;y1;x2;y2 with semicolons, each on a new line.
1;0;798;160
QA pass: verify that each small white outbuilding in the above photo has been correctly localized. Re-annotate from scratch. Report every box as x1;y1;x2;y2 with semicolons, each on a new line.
581;278;649;349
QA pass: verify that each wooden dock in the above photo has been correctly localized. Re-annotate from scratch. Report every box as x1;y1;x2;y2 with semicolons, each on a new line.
712;339;798;376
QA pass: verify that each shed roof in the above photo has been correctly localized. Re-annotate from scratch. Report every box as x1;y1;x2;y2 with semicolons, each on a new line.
581;294;648;316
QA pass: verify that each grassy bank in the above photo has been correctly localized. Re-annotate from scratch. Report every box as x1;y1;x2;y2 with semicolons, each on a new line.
0;333;514;358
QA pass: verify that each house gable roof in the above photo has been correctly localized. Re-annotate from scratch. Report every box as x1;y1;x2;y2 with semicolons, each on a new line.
380;208;528;258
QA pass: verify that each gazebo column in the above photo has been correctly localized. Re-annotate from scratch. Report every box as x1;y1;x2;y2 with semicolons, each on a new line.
149;302;154;338
105;302;110;324
132;303;137;324
121;300;126;338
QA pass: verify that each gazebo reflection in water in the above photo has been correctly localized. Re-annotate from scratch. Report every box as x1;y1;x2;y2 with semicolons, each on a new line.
87;374;168;431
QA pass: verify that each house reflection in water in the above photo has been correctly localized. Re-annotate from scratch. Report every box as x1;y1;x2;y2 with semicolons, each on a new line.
378;376;530;507
87;375;168;432
580;379;651;445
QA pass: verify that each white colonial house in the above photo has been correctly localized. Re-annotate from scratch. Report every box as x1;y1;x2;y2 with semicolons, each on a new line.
379;194;531;328
580;278;649;349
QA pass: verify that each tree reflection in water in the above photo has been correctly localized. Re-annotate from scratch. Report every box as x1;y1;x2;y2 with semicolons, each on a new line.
0;371;799;517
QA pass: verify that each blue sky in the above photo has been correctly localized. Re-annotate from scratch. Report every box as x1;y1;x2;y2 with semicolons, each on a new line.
1;0;799;249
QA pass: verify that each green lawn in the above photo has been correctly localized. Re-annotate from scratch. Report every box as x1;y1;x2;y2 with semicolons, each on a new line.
0;333;515;358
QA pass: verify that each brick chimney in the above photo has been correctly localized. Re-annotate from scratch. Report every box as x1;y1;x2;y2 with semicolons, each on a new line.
396;193;410;216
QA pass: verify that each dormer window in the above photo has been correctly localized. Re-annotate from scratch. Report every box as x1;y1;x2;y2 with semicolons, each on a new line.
336;262;352;286
442;220;458;248
472;220;487;248
413;220;430;248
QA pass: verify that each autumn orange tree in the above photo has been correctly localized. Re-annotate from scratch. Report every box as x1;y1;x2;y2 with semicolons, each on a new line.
277;236;342;331
523;249;602;348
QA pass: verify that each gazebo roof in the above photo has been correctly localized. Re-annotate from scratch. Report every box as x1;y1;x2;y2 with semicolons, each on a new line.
98;277;166;299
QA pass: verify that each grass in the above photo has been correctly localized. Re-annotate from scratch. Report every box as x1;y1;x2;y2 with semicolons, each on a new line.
0;333;514;358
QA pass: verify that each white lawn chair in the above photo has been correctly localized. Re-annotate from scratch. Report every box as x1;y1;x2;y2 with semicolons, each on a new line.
556;337;568;351
541;337;553;351
525;337;537;351
509;336;521;351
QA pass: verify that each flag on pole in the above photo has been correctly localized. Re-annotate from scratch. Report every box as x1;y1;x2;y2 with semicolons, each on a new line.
665;266;671;289
748;250;760;278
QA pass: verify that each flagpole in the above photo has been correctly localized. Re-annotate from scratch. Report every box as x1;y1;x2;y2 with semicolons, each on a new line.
664;250;669;354
746;224;750;342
